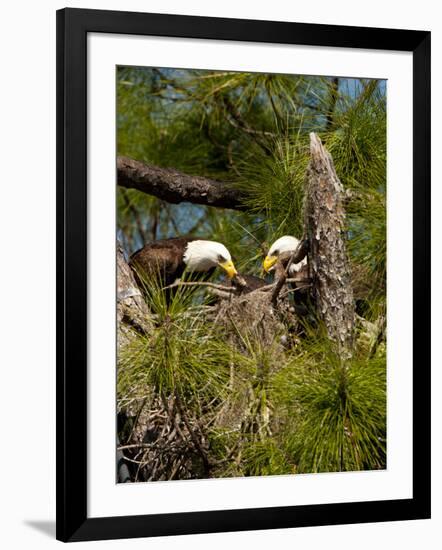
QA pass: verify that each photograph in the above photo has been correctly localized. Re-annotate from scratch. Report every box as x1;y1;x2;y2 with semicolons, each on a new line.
116;66;387;483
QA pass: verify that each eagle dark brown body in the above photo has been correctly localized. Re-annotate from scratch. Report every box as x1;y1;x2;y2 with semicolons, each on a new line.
129;237;213;288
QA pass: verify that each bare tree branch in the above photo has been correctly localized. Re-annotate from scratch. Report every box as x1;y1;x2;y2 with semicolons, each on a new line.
222;96;276;139
117;156;246;211
162;280;235;293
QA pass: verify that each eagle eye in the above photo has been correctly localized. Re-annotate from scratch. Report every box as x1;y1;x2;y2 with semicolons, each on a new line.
273;249;279;256
218;254;227;262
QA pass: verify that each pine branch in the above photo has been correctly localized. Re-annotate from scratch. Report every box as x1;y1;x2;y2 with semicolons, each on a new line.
117;156;246;211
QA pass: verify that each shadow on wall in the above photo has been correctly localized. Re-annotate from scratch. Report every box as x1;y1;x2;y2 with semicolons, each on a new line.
24;520;56;538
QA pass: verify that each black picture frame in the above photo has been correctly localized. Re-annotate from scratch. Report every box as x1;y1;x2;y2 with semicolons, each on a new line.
56;7;431;542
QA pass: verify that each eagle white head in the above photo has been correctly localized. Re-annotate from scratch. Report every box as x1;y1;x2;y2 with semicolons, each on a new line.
183;240;237;278
263;235;307;274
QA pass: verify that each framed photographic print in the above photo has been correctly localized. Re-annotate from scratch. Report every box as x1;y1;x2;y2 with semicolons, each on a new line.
56;8;431;542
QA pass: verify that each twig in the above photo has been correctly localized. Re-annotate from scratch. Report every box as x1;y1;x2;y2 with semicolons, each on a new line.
163;276;305;299
117;443;153;451
271;240;309;305
232;220;268;256
279;284;312;299
120;454;151;466
127;397;148;443
222;96;275;139
227;141;242;177
162;280;235;292
174;392;211;476
209;440;241;467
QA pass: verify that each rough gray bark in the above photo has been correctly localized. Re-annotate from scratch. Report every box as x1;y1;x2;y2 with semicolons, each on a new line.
304;133;355;356
117;243;153;347
117;156;245;211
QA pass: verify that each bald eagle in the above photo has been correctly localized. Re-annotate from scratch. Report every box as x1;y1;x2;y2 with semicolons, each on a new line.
130;237;238;288
263;235;307;276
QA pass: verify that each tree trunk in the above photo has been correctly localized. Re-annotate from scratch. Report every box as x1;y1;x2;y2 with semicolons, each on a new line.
117;243;153;348
304;133;355;357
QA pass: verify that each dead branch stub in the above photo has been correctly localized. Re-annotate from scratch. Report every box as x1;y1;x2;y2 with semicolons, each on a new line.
304;133;355;356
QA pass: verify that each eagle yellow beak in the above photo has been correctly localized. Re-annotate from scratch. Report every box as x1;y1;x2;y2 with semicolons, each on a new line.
263;255;277;273
219;260;238;279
